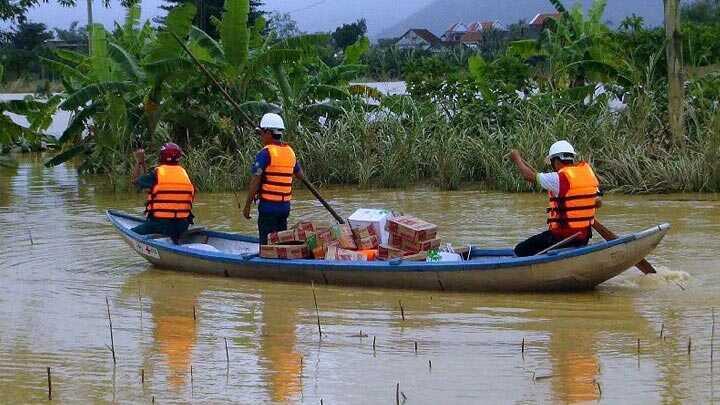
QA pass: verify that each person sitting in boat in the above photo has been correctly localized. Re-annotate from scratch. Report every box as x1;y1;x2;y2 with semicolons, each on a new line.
242;113;305;245
131;143;196;244
509;141;601;257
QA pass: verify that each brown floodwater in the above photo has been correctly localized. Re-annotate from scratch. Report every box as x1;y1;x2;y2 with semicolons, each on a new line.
1;155;719;404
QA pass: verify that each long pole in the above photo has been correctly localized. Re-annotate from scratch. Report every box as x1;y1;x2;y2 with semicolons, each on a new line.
87;0;94;55
593;221;657;274
171;33;345;224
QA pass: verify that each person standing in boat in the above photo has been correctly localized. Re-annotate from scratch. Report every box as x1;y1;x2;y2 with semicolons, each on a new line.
509;141;601;257
243;113;305;245
131;143;196;244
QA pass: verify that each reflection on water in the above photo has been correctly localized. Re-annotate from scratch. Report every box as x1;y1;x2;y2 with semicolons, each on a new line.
1;156;719;403
261;293;302;403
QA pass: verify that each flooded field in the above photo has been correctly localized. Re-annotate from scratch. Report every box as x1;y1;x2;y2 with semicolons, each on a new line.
1;156;719;403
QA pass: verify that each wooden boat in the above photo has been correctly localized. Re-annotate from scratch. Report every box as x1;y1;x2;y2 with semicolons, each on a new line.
107;210;669;292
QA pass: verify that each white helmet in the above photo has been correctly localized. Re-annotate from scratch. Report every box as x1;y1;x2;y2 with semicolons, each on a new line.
547;140;576;163
259;113;285;133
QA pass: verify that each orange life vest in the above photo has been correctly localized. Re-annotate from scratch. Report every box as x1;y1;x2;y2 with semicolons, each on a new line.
146;165;195;219
547;162;600;234
260;143;296;203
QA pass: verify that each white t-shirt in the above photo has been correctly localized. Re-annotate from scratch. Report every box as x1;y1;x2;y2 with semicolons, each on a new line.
537;172;560;196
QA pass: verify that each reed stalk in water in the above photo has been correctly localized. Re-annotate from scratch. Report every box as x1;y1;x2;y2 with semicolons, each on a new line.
373;336;376;353
141;368;144;385
28;229;34;246
47;367;52;400
193;305;197;321
190;365;194;396
414;341;418;354
522;338;525;357
225;338;230;367
311;281;322;338
399;300;405;321
712;308;716;363
688;337;693;356
660;323;664;339
106;297;116;364
396;383;400;405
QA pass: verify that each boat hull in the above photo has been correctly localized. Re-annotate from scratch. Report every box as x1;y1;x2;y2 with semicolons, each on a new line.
108;210;669;292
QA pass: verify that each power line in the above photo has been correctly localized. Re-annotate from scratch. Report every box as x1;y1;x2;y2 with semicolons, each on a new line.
288;0;328;14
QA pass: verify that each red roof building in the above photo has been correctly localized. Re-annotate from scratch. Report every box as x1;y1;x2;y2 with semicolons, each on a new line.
529;13;562;28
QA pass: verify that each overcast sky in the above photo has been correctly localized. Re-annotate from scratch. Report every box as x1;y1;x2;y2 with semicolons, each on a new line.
22;0;434;36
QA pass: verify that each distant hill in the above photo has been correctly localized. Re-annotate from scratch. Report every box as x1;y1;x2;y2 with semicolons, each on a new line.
378;0;667;39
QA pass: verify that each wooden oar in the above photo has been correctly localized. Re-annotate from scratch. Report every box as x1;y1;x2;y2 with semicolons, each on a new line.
534;232;582;256
172;33;345;225
592;221;657;274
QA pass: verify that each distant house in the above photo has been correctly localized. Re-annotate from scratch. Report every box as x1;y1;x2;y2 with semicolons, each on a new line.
460;20;507;47
441;22;468;44
529;13;562;30
466;20;506;33
395;29;442;51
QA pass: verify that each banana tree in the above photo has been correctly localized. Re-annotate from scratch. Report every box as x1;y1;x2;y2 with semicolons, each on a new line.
43;3;199;171
508;0;621;99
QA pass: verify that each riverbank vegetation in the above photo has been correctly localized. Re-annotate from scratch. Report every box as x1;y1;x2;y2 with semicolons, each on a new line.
1;0;719;192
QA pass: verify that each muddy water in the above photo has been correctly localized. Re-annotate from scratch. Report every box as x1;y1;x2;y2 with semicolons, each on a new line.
1;156;719;404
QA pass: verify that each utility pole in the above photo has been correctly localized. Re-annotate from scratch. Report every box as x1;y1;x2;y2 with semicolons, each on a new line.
664;0;684;145
87;0;94;55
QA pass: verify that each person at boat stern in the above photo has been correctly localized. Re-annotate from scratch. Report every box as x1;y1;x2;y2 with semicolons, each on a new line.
131;143;196;244
509;141;601;257
243;113;305;245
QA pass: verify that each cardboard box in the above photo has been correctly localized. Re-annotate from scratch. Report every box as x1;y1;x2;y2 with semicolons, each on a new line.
352;224;378;240
386;216;438;242
356;249;378;261
293;221;317;232
355;235;379;250
389;234;441;254
325;245;367;261
260;244;309;259
348;208;393;244
267;228;312;245
330;224;357;250
378;244;408;260
306;230;336;259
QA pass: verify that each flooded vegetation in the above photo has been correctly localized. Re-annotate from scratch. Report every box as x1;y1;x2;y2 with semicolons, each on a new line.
2;0;720;193
1;157;719;403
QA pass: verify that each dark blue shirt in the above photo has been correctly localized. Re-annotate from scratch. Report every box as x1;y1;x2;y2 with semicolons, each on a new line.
135;171;157;189
251;146;302;216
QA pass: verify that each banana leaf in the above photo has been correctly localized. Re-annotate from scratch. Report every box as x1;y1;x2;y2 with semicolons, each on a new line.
306;84;350;101
220;0;249;70
59;103;99;144
45;144;89;167
54;49;88;66
108;42;146;81
190;26;224;60
144;4;197;64
238;101;282;117
40;57;88;83
344;37;370;65
301;102;344;119
90;24;112;82
60;82;135;111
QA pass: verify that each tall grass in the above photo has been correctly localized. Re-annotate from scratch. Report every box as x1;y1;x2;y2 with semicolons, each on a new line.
179;93;720;194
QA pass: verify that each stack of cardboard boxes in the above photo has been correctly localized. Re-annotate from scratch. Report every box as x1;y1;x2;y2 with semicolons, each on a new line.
379;216;440;260
260;210;441;262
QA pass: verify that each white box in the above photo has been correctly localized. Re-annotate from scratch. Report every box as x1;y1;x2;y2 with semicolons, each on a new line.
348;208;393;245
